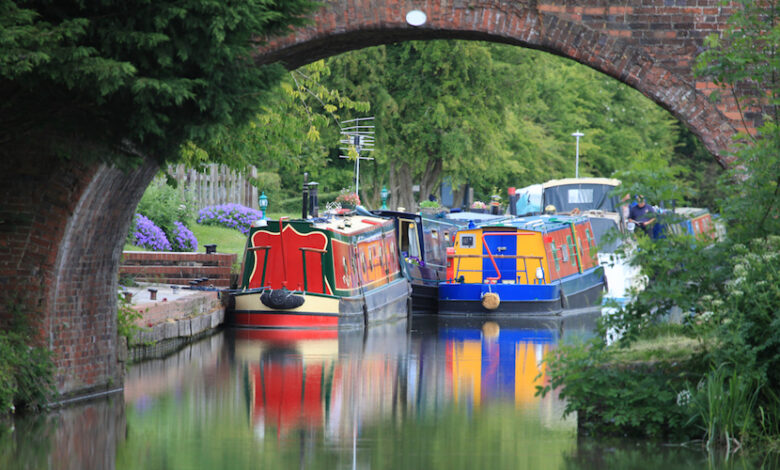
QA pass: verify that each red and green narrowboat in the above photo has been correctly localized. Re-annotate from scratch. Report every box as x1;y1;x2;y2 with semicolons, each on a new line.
229;215;411;329
439;215;605;315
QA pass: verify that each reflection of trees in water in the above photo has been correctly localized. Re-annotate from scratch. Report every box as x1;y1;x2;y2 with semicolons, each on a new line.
561;439;772;470
1;395;125;470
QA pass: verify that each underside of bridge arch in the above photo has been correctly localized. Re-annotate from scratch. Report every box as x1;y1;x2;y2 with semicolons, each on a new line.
0;138;158;397
255;0;746;166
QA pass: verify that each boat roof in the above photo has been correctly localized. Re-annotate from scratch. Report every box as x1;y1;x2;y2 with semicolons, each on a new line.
542;177;621;189
444;212;514;225
257;215;391;237
474;214;591;233
311;214;390;236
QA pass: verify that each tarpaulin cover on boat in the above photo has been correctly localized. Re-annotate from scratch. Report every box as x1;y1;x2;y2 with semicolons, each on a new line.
542;178;620;214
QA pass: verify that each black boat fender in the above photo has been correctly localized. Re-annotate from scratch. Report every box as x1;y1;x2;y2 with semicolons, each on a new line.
560;289;569;310
260;288;305;310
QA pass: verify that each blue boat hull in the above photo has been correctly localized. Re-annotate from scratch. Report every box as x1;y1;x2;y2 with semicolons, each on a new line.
438;267;605;316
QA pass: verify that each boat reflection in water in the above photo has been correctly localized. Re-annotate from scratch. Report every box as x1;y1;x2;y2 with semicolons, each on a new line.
234;312;602;444
235;321;408;443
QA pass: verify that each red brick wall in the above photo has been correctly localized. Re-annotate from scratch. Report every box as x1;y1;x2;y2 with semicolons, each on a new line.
256;0;759;165
0;143;159;398
120;252;236;287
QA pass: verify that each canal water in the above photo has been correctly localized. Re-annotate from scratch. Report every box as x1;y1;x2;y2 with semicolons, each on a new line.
0;312;768;469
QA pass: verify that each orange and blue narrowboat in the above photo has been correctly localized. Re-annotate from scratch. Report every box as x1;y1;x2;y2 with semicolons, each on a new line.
229;214;411;329
439;215;605;315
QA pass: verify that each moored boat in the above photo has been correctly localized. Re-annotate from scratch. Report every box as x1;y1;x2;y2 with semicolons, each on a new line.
372;210;460;312
439;215;605;315
228;213;411;329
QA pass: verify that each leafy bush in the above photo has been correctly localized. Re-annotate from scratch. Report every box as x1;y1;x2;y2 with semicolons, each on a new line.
539;339;700;439
0;304;54;414
135;179;195;237
117;293;143;344
130;214;172;251
197;204;262;234
171;221;198;252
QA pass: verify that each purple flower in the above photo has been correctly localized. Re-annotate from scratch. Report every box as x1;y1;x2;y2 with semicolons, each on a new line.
132;214;172;251
172;221;198;252
197;204;262;234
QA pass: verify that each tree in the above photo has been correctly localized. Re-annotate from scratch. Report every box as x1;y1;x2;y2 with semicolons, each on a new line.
696;0;780;241
323;41;694;209
0;0;318;163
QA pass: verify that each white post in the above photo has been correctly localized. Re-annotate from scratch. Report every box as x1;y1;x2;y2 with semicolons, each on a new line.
355;157;360;195
572;131;584;178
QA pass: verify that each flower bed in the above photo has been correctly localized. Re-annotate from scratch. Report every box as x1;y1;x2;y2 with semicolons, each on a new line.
131;214;172;251
172;221;198;252
197;204;262;235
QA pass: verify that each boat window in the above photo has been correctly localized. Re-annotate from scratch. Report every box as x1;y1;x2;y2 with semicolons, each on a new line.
459;233;475;249
431;229;438;239
567;235;576;266
551;241;560;271
444;231;450;242
408;224;421;258
568;188;594;204
561;242;570;263
399;222;410;253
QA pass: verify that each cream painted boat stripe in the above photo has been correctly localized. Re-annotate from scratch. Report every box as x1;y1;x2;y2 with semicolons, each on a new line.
234;291;340;314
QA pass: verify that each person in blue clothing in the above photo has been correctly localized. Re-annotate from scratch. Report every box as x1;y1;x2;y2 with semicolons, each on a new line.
627;195;656;235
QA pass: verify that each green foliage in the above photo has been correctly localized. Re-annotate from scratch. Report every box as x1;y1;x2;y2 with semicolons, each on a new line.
117;292;143;344
612;149;695;207
706;237;780;397
185;59;370;201
687;365;762;451
0;303;54;414
1;0;318;162
133;177;194;238
538;339;698;439
717;122;780;242
695;0;780;121
545;1;780;449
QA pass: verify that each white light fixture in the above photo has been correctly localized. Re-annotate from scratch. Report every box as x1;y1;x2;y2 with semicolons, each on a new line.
406;10;427;26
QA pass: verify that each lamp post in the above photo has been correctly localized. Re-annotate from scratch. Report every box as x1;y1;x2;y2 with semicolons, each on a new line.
258;191;268;220
381;186;389;209
572;131;584;178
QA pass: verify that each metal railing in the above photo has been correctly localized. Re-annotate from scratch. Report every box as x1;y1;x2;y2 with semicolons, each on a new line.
450;231;548;284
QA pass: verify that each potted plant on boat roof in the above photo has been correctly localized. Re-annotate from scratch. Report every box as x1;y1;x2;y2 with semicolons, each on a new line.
419;199;444;215
335;189;361;210
470;200;487;213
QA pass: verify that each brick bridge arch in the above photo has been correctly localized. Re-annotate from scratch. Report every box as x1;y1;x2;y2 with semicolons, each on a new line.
2;0;754;400
257;0;748;166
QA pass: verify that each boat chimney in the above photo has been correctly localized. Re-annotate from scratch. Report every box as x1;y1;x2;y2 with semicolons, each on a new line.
302;172;309;219
508;187;517;216
308;182;319;218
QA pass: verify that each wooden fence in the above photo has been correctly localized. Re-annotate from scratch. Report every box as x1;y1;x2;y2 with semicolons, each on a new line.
168;164;259;210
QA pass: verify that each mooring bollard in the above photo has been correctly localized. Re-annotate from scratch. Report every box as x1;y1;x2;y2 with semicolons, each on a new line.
205;244;217;254
171;285;180;294
123;291;133;302
148;288;158;300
